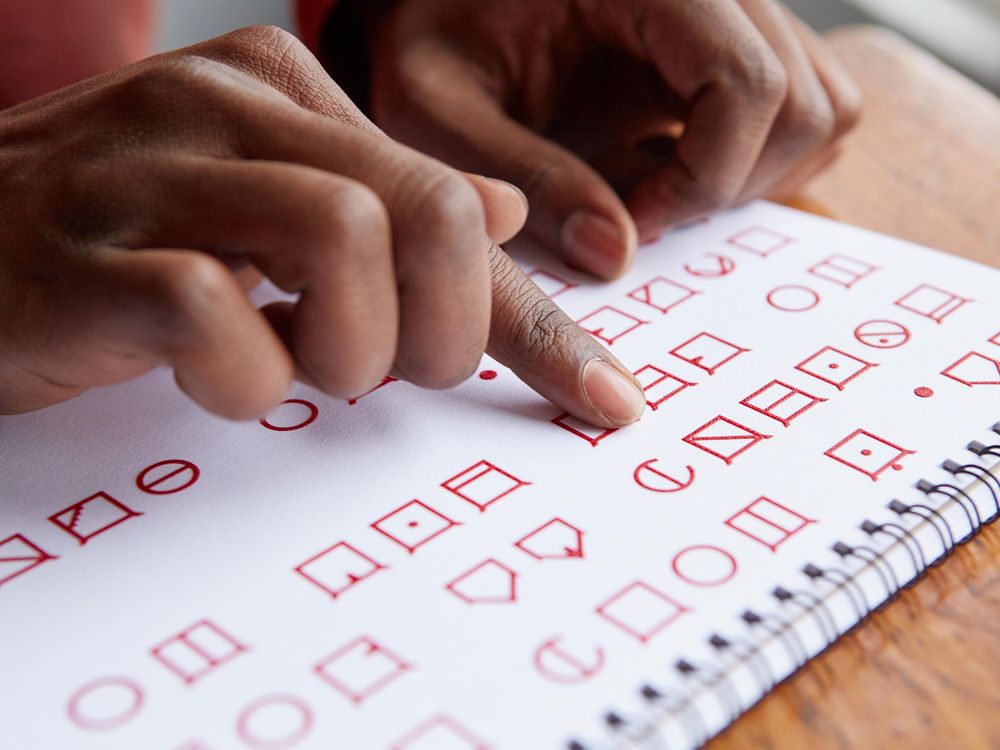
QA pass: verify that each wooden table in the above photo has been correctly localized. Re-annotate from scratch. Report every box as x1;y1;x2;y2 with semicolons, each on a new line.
710;26;1000;750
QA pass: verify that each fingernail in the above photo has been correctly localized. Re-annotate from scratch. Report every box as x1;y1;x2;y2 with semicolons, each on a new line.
583;359;646;425
485;177;529;212
561;211;626;278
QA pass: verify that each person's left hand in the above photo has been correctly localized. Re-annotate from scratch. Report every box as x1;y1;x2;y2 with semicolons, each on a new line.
359;0;861;279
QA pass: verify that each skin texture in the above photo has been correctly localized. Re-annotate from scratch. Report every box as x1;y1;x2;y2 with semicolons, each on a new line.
363;0;863;278
0;25;646;427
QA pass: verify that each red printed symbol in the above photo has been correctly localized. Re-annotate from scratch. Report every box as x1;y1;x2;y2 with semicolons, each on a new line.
527;268;576;299
740;380;826;427
795;346;877;390
670;332;750;375
441;460;529;511
895;284;971;324
0;534;56;588
479;370;497;380
684;253;735;278
990;331;1000;347
533;637;605;684
136;459;200;495
627;276;700;315
295;542;384;600
824;429;916;481
633;459;695;493
552;413;618;447
941;351;1000;386
260;399;318;431
445;559;517;604
914;386;934;398
348;375;398;405
807;253;879;288
151;619;247;686
236;694;312;750
671;545;738;587
853;320;911;349
389;715;490;750
633;365;696;410
595;581;688;643
514;518;584;560
576;306;648;345
724;497;816;552
49;491;141;545
766;285;820;312
67;676;144;732
682;416;771;465
726;226;794;257
314;636;411;704
372;500;459;554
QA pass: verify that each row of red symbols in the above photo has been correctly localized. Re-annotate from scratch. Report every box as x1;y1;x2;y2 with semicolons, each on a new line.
258;379;398;433
0;459;201;590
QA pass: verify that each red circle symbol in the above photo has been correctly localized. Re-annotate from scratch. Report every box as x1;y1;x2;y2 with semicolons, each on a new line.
259;399;318;432
479;370;498;380
766;285;820;313
67;677;144;731
854;320;911;349
671;544;738;587
236;694;313;750
914;386;934;398
136;459;200;495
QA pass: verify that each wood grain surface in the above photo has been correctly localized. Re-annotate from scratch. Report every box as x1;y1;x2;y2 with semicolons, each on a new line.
709;25;1000;750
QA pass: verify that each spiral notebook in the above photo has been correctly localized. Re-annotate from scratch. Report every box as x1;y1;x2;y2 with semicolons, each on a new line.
3;202;1000;750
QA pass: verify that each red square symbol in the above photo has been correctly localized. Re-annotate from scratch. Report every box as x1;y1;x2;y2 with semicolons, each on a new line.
0;534;56;588
739;380;826;427
295;542;385;599
627;276;700;315
514;518;584;560
682;416;771;465
633;365;696;410
670;332;749;375
726;226;794;256
551;413;618;446
595;581;688;643
150;619;248;685
445;559;517;605
794;346;876;390
389;715;490;750
895;284;971;324
48;491;142;545
441;460;529;511
807;253;878;288
824;429;916;481
314;636;411;704
372;500;459;554
526;268;576;299
576;306;647;345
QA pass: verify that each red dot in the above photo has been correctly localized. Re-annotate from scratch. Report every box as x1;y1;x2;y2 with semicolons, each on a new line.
407;520;419;528
479;370;498;380
879;338;889;344
860;449;872;456
892;463;904;471
914;386;934;398
828;363;840;369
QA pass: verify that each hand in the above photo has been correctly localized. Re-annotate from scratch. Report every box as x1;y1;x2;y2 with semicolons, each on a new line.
363;0;862;278
0;26;646;427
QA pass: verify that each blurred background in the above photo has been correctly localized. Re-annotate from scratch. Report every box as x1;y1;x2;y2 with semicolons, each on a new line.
157;0;1000;93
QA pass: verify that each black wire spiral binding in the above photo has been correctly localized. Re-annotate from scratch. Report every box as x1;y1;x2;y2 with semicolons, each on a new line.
567;425;1000;750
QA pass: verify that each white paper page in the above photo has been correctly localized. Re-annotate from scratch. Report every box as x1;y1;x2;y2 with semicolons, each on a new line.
2;202;999;750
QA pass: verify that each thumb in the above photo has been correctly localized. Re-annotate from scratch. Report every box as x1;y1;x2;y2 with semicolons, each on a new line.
486;242;646;428
380;51;637;279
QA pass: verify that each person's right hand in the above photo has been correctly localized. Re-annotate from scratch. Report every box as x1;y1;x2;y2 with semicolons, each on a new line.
0;26;646;428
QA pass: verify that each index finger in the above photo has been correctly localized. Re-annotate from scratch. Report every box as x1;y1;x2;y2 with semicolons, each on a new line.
486;244;646;428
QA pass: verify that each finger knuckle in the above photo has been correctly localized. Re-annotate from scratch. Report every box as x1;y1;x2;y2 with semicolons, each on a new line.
327;182;391;244
829;80;863;136
153;255;235;330
215;25;309;65
784;91;836;147
724;46;789;105
410;170;486;248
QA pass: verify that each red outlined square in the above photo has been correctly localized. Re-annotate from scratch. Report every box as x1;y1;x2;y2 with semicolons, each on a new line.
941;351;1000;387
682;416;771;465
739;380;826;427
595;581;688;643
48;491;141;545
0;534;56;588
794;346;876;390
441;460;529;512
314;636;411;704
894;284;971;324
150;619;248;685
726;226;794;257
576;306;648;345
670;332;750;375
633;365;696;410
514;518;584;560
723;497;816;552
551;413;618;446
389;714;490;750
348;376;398;405
824;429;916;481
371;500;459;554
526;268;576;299
627;276;700;315
294;542;385;599
807;253;879;288
445;559;517;604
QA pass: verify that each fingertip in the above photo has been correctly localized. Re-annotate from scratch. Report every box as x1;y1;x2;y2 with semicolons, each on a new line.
581;358;646;427
560;210;637;280
465;173;529;244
